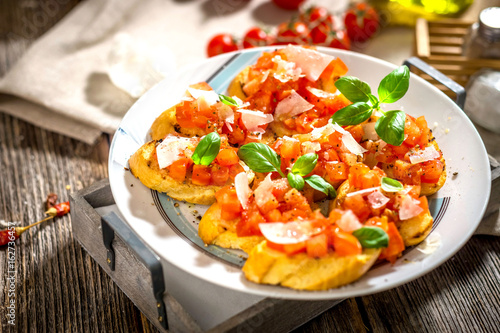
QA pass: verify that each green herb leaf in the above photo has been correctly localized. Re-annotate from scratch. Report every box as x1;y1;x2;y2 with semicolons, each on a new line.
304;175;337;199
331;102;373;126
219;94;239;107
291;153;318;176
335;76;372;103
381;177;404;192
238;142;284;176
368;93;379;107
191;132;221;166
378;65;410;104
352;227;389;248
287;172;305;191
375;110;406;146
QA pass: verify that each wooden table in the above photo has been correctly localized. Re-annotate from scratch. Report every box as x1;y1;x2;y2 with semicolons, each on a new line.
1;1;499;332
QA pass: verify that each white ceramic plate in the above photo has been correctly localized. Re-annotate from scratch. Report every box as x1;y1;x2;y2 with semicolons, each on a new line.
108;47;491;300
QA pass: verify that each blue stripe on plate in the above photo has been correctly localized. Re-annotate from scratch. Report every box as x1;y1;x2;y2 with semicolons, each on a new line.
153;191;246;268
207;51;263;93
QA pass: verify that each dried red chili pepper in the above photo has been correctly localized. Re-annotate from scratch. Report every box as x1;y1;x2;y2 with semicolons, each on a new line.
45;201;70;217
0;201;70;246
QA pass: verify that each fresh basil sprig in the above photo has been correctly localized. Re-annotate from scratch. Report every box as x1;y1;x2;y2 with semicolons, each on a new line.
238;143;285;177
238;144;336;198
332;66;410;146
380;177;404;192
191;132;221;165
219;94;239;107
352;226;389;248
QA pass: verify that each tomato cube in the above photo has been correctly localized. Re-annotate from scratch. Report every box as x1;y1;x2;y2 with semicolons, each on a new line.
332;229;362;257
168;158;193;182
191;164;211;185
216;148;240;166
306;233;329;258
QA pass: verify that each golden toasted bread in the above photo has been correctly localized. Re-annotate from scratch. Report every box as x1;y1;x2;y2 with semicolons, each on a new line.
226;66;249;101
242;241;381;290
330;180;434;247
129;141;222;205
198;203;263;253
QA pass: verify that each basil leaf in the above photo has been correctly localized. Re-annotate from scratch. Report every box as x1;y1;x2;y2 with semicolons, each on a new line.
219;94;239;107
335;76;372;103
381;177;404;192
238;142;283;175
375;110;406;146
291;153;318;176
368;93;379;107
287;172;305;191
304;175;337;199
378;65;410;104
352;227;389;248
191;132;221;165
331;102;373;126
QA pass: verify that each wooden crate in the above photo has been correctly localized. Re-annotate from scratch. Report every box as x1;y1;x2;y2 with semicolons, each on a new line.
414;18;500;97
69;179;342;333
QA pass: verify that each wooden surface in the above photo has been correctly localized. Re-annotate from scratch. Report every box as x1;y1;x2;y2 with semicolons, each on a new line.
1;1;499;332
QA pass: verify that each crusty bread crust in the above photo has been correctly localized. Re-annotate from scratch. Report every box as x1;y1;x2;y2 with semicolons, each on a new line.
198;203;263;253
226;66;248;101
242;241;381;290
150;105;206;141
129;140;224;205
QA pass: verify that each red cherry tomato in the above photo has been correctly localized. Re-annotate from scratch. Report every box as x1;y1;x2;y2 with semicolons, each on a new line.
328;29;351;50
309;15;335;44
300;6;330;28
344;2;380;43
275;20;310;45
243;27;270;48
272;0;305;10
206;33;239;57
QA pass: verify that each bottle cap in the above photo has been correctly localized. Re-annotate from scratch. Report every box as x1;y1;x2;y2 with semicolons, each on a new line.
479;7;500;41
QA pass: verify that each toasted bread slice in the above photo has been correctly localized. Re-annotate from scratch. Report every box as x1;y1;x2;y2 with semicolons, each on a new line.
198;202;263;253
227;66;249;101
330;180;434;247
129;141;221;205
242;241;381;290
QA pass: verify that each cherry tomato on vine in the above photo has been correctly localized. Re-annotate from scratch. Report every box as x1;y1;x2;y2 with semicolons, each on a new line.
275;20;310;45
309;15;335;44
328;29;351;50
206;33;239;57
272;0;305;10
243;27;270;48
300;6;330;29
344;2;380;43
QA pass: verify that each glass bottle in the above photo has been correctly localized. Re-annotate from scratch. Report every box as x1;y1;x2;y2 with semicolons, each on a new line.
462;7;500;59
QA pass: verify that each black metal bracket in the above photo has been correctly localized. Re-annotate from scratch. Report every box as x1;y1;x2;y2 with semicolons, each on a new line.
101;212;168;330
403;56;466;110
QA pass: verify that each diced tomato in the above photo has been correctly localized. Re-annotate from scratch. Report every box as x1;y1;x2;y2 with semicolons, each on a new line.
272;178;291;202
283;189;313;216
175;100;196;128
328;131;343;148
403;115;422;147
325;162;348;182
267;240;307;256
343;194;371;221
322;148;340;162
391;144;410;158
280;139;301;160
416;196;429;215
348;163;371;189
295;113;314;134
364;216;388;232
306;233;329;258
228;163;245;179
415;116;431;146
215;186;242;220
392;160;422;185
282;208;309;221
421;159;444;183
237;201;265;236
211;165;229;186
216;148;239;166
379;222;405;264
264;209;282;222
332;229;362;257
168;158;193;182
191;164;211;185
347;125;364;143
